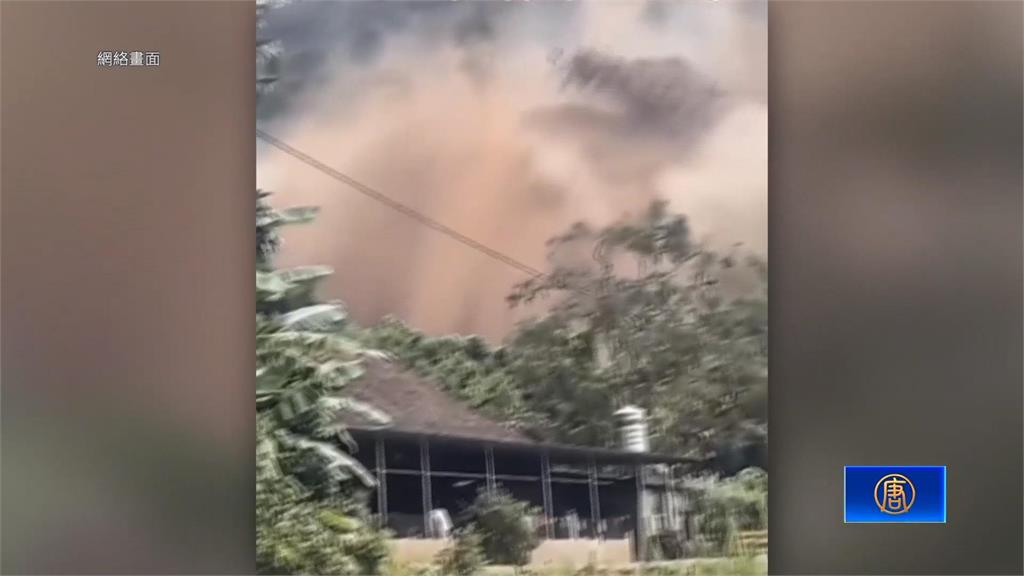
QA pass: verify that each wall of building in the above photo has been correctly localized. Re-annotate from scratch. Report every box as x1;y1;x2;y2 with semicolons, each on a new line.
387;538;451;565
388;538;633;568
530;539;633;568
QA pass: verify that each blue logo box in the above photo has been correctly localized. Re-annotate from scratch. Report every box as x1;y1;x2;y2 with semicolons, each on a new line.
844;466;946;523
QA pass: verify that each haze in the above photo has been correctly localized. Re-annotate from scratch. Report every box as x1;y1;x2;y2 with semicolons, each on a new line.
257;0;767;341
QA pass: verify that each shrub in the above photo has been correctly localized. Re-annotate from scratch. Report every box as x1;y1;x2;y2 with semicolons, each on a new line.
463;488;541;566
695;499;738;555
256;467;390;575
437;530;486;576
650;532;687;560
342;524;391;574
683;467;767;555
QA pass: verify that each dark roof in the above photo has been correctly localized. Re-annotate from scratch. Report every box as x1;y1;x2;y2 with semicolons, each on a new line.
340;357;533;444
339;358;699;466
355;427;700;466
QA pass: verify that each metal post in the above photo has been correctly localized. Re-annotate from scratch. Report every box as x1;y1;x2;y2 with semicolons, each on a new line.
665;466;677;532
420;438;432;537
375;437;388;530
485;446;497;494
634;463;647;562
541;451;554;539
587;457;601;539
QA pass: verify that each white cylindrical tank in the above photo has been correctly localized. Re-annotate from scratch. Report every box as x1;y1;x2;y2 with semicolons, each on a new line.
614;405;649;453
428;508;452;539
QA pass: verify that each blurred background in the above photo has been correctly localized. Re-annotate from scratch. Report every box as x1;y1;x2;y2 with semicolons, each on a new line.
769;1;1022;573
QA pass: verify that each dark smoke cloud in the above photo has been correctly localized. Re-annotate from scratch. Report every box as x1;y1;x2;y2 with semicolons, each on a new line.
537;50;727;142
258;0;578;120
562;51;725;134
528;50;729;191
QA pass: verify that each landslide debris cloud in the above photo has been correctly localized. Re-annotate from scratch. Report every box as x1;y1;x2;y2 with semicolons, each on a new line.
257;0;767;341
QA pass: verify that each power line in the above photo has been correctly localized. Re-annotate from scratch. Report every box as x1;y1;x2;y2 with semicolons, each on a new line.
257;127;547;280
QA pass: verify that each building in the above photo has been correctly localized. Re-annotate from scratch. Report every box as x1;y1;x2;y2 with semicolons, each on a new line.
339;358;700;563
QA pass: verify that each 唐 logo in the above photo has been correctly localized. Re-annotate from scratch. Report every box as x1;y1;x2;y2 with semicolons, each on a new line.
874;473;915;514
844;466;945;523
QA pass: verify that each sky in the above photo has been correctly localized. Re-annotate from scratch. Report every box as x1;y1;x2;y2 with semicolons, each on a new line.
257;0;767;341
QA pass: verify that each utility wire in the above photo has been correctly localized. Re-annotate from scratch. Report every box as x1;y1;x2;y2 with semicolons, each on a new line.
257;127;547;280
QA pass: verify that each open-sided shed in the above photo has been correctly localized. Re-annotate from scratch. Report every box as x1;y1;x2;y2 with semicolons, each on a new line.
339;358;700;561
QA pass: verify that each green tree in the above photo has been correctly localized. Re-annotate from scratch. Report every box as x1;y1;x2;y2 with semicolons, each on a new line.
436;530;486;576
506;200;767;458
362;318;530;430
257;417;389;575
683;467;767;555
256;0;282;105
256;4;390;571
256;193;392;575
368;201;766;463
461;489;540;567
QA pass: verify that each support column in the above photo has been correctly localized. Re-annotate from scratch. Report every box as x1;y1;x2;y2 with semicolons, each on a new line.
540;451;554;539
484;446;497;494
664;466;677;532
587;457;601;539
420;438;433;537
375;437;388;530
634;462;647;562
630;461;647;561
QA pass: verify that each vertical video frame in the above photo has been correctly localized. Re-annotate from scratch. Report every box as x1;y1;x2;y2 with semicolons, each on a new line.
256;1;767;573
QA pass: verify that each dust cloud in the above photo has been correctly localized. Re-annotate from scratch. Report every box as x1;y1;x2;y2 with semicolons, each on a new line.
258;0;766;341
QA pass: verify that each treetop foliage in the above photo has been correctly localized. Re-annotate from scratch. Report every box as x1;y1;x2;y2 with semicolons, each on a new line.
367;200;767;463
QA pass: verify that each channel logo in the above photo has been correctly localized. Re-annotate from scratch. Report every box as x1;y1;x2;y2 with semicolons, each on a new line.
844;466;946;523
